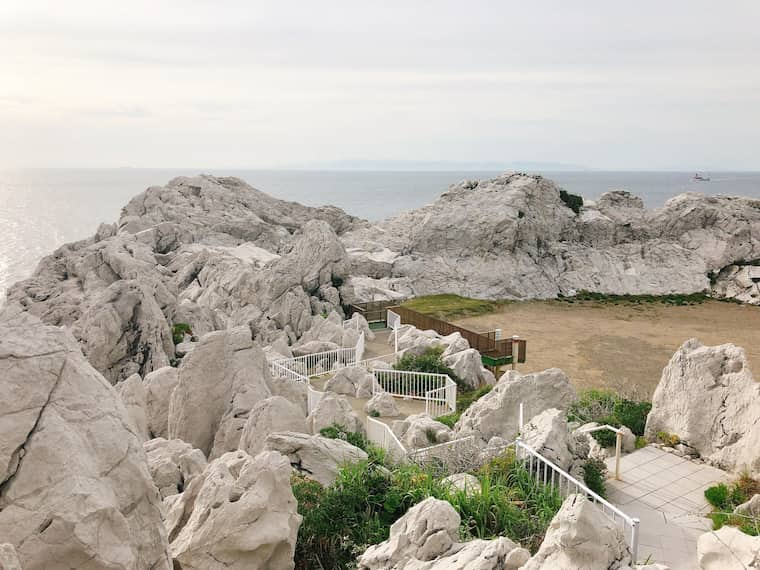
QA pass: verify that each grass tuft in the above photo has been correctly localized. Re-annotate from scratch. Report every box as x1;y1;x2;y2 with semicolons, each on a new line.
402;294;503;320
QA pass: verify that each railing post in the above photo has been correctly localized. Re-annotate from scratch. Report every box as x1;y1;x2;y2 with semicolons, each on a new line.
519;402;524;434
511;335;520;370
631;518;640;563
615;431;622;481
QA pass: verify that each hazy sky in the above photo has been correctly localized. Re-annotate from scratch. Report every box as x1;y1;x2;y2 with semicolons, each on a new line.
1;1;759;170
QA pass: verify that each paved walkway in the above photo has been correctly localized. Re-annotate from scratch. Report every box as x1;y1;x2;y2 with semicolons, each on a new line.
605;446;728;569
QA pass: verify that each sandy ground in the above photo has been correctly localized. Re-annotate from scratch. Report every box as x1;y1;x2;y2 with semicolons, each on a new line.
455;300;760;398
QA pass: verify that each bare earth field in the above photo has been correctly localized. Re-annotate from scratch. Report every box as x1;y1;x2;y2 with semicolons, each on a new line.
456;300;760;398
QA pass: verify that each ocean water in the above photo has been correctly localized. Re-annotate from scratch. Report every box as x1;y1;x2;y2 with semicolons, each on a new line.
1;168;759;301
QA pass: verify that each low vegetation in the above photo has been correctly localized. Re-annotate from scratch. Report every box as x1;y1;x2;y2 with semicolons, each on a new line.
436;384;493;428
292;440;563;570
401;294;503;320
656;431;681;447
557;290;710;306
559;189;584;214
171;322;193;345
582;457;608;498
704;473;760;536
567;389;652;448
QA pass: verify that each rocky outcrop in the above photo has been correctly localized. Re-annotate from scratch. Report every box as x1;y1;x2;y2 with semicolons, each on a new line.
0;545;21;570
735;494;760;517
239;396;308;457
366;391;401;417
357;497;530;570
325;366;378;397
645;339;760;475
521;408;594;479
455;368;576;442
342;174;760;302
144;437;207;499
306;391;365;435
0;310;171;569
697;525;760;569
522;494;632;569
392;414;454;450
116;372;150;441
441;473;481;496
168;327;272;459
263;431;367;486
443;348;496;390
169;450;302;570
144;366;179;439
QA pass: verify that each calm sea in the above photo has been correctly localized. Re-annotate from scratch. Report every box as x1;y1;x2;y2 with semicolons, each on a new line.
1;169;759;301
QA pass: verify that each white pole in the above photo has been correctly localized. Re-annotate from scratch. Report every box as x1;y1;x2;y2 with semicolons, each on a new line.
511;335;520;370
615;431;622;481
394;324;399;364
519;402;524;434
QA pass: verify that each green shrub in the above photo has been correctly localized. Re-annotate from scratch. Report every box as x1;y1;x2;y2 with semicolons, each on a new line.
656;431;680;447
171;323;192;345
592;426;619;448
559;189;583;214
582;458;607;498
569;389;651;439
612;399;651;436
635;436;648;449
395;347;464;389
705;484;730;509
369;409;380;418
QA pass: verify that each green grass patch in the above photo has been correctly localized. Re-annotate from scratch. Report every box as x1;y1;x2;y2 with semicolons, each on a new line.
557;290;710;306
292;446;563;569
402;294;503;320
567;389;652;448
704;473;760;536
436;385;493;429
171;322;193;345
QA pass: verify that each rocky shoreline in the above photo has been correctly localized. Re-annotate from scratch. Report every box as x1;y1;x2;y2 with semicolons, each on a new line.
2;172;760;569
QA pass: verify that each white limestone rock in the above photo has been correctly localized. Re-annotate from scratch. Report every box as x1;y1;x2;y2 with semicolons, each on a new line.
443;348;495;390
366;391;401;417
0;545;21;570
735;494;760;517
357;497;529;570
0;310;171;569
440;332;470;358
645;339;760;475
168;326;272;459
392;414;454;450
521;494;632;570
293;340;340;356
169;450;302;570
307;391;365;435
324;366;364;395
144;366;179;439
441;473;481;496
143;437;207;499
455;367;576;442
239;396;308;457
697;525;760;569
263;431;368;486
115;372;150;441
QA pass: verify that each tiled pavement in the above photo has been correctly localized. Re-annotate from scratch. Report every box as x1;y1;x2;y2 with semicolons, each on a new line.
605;446;728;570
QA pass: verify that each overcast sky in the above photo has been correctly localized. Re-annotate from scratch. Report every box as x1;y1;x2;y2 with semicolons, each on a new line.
1;1;759;170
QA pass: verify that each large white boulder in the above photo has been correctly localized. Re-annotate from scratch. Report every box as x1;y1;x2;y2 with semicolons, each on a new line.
168;326;272;459
357;497;529;569
365;392;401;417
521;408;589;476
443;348;495;390
441;473;482;496
325;366;378;398
392;413;454;450
521;494;632;569
307;391;365;435
292;340;340;356
735;494;760;517
455;368;576;441
169;450;302;570
143;437;207;499
263;431;368;486
144;366;179;439
0;310;171;569
645;339;760;475
115;372;150;441
0;545;21;570
697;525;760;569
239;396;308;457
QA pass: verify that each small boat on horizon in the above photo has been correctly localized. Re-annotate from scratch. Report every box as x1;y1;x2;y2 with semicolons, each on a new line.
692;173;711;182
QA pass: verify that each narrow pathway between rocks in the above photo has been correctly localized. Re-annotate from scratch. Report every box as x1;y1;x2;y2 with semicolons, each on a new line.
604;446;728;569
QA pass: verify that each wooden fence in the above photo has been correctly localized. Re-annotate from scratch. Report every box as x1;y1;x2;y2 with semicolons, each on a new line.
389;305;526;363
349;300;401;324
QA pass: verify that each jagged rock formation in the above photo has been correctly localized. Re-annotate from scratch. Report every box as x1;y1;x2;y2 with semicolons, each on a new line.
645;339;760;475
392;414;454;449
366;391;401;417
341;175;760;303
357;497;530;570
239;396;308;457
697;525;760;569
0;310;171;569
306;391;365;434
0;545;21;570
168;326;272;459
263;431;368;486
522;494;633;569
455;367;577;442
116;372;150;441
144;437;207;499
144;366;179;438
168;449;301;570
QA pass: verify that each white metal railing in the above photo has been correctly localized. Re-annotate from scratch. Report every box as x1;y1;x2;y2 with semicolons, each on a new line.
578;423;625;480
367;417;407;462
513;438;640;562
307;385;324;413
356;330;365;362
406;435;475;464
342;318;360;330
372;369;456;416
270;360;308;383
270;332;365;380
